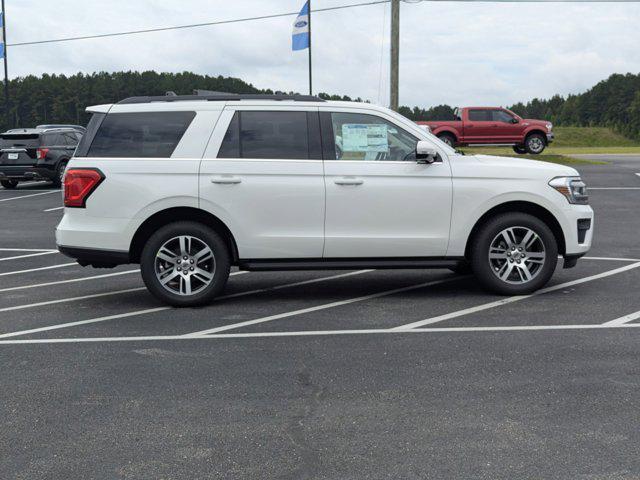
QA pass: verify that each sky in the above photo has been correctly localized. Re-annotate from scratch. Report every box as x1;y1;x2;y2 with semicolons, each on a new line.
5;0;640;109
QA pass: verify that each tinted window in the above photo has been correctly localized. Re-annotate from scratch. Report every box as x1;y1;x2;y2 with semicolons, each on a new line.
492;110;515;123
468;109;491;121
43;134;65;146
62;132;80;145
241;111;308;159
0;134;40;148
75;113;105;157
328;112;418;161
87;111;196;158
217;113;240;158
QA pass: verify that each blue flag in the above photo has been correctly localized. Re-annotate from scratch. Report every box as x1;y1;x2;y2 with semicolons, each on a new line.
0;12;4;59
292;2;310;51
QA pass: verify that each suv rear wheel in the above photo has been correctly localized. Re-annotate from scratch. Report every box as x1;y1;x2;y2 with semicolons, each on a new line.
53;161;68;187
470;213;558;295
1;179;18;189
140;221;231;307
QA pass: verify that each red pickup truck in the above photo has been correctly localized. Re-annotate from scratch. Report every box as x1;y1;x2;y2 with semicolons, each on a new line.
418;107;554;154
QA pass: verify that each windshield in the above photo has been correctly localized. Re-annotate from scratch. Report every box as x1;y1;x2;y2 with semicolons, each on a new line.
0;134;40;149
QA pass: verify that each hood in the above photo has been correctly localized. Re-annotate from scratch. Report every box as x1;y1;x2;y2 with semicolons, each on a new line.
523;118;551;127
473;154;578;179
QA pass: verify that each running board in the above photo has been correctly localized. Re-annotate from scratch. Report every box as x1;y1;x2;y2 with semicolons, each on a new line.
238;257;465;271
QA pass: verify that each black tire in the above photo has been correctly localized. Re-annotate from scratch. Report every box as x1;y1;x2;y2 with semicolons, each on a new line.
140;221;231;307
0;179;18;189
470;213;558;295
437;133;456;148
524;133;546;154
52;161;68;188
512;145;527;154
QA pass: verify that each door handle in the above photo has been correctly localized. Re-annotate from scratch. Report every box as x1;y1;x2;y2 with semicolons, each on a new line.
211;176;241;185
334;177;364;186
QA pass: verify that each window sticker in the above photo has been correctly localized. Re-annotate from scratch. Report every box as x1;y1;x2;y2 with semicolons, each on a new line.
341;124;388;153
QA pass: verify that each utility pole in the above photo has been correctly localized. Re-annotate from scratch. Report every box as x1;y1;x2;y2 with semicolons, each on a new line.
1;0;8;126
308;0;313;95
390;0;399;111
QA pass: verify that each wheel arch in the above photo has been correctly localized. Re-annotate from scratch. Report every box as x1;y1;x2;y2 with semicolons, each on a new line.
524;129;547;143
129;207;239;264
464;201;566;258
436;129;458;141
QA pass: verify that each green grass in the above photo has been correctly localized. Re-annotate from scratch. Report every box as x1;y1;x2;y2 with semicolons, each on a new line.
459;126;640;165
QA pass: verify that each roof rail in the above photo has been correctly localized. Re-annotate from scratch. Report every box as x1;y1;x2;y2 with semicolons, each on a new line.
117;93;326;104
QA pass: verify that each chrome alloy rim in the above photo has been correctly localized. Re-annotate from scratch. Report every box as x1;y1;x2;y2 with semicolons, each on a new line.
528;137;544;153
488;227;546;284
154;235;216;296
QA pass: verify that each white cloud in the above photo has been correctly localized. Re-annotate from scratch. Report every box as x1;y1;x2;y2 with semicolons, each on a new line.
5;0;640;108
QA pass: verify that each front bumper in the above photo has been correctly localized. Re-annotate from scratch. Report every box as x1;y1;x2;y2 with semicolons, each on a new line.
560;204;594;261
546;132;554;144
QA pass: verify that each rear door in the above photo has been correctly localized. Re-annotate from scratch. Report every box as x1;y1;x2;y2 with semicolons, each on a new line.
200;107;325;259
0;134;40;166
321;108;452;258
464;109;496;143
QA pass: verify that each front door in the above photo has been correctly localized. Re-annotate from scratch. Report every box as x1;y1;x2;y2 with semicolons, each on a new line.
321;109;453;258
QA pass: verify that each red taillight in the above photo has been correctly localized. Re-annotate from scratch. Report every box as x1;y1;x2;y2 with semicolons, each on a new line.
36;148;49;160
64;168;105;208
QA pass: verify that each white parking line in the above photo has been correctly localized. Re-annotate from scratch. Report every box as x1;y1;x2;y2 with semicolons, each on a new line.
589;187;640;190
0;190;60;202
584;256;640;262
0;269;140;293
0;248;57;252
0;288;147;313
602;309;640;327
0;262;77;277
186;275;465;337
0;251;58;262
43;206;64;212
0;270;371;336
391;261;640;330
1;322;640;345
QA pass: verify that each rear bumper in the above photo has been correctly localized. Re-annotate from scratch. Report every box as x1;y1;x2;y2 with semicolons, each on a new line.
0;166;44;181
58;245;130;268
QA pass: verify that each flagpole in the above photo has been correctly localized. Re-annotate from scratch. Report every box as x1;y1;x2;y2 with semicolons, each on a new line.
307;0;312;95
1;0;8;126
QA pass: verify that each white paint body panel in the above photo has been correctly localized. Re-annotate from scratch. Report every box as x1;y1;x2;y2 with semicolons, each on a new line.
56;99;593;263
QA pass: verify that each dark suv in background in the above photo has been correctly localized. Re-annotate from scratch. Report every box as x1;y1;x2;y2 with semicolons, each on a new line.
0;127;83;188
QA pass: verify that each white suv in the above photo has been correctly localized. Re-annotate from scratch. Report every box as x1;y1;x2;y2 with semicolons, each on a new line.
57;94;593;307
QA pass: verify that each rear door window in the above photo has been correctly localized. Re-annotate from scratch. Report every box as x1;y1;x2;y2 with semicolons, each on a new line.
86;111;196;158
468;109;492;121
218;111;311;160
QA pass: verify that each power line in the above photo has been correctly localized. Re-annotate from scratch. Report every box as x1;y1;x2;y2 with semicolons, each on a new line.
6;0;391;48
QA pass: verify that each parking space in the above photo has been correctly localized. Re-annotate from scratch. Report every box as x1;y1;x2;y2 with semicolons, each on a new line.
1;157;640;477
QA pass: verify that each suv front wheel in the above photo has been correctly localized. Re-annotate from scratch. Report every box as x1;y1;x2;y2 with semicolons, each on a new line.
470;213;558;295
140;221;231;307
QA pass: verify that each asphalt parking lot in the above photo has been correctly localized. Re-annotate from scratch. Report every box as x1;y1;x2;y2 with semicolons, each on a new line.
1;157;639;479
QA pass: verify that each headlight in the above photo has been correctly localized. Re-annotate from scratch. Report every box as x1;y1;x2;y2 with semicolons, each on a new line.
549;176;588;205
546;123;553;131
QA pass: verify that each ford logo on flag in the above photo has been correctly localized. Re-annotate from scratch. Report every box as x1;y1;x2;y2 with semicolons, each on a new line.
295;20;308;28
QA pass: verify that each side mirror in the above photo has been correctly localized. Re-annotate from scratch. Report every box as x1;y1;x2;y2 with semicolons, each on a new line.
511;118;519;124
416;141;439;164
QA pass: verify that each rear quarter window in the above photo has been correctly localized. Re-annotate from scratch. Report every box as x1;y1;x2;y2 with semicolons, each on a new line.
85;111;196;158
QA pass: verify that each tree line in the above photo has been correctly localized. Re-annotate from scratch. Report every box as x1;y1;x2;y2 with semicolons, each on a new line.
1;70;640;140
